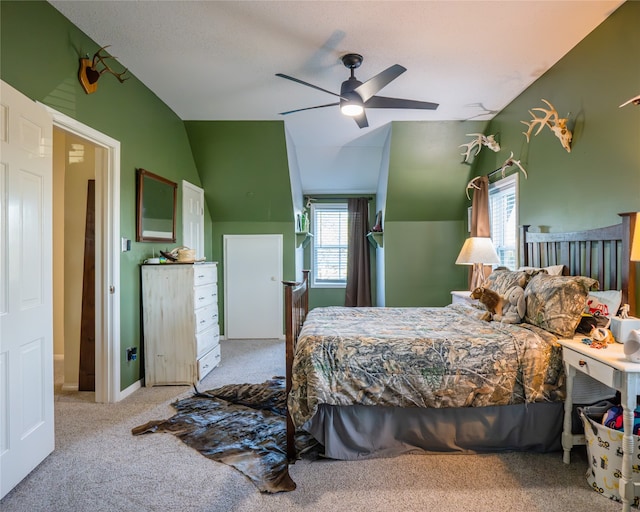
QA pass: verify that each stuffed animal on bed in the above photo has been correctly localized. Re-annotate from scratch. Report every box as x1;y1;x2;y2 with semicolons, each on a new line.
494;285;526;324
471;287;504;320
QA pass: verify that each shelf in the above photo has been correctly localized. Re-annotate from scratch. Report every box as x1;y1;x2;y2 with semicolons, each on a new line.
366;231;383;249
295;231;313;248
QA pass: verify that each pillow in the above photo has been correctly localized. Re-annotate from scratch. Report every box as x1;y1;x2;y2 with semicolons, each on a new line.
518;264;566;276
585;290;622;319
484;269;528;296
524;273;598;337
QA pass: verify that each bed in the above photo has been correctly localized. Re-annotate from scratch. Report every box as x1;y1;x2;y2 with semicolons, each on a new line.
283;213;637;462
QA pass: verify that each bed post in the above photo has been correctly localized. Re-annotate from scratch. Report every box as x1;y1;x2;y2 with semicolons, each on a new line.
620;212;637;314
283;270;309;462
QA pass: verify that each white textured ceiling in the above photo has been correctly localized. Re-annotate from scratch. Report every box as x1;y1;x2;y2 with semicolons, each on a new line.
48;0;624;194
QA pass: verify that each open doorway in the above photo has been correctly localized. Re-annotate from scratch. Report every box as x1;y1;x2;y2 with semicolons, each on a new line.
46;106;122;403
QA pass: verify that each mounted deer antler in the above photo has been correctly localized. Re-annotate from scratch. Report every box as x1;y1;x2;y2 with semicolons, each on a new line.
465;152;527;200
459;133;500;163
521;99;572;153
465;176;483;200
78;45;130;95
620;94;640;107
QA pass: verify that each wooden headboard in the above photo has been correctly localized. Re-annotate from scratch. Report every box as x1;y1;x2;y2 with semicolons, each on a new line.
519;212;636;312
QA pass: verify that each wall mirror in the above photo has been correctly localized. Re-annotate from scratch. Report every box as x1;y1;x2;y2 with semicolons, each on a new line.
136;168;177;242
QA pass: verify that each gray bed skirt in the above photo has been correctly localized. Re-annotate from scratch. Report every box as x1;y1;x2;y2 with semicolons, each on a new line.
303;402;564;460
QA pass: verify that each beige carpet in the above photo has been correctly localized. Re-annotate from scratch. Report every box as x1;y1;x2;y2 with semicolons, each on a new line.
1;339;622;512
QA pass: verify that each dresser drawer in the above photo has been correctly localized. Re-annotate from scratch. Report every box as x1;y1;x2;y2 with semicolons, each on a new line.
196;325;220;359
194;284;217;308
563;348;618;388
193;266;217;287
198;344;221;380
194;303;217;333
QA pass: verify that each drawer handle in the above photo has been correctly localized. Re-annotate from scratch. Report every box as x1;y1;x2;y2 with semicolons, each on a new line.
197;274;205;278
579;360;587;367
200;319;207;325
198;296;205;301
202;364;209;370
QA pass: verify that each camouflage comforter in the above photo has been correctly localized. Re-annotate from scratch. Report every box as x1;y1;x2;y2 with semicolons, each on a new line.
288;303;564;429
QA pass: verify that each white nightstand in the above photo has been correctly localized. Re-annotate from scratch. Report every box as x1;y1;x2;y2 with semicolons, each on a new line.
450;290;478;306
560;338;640;512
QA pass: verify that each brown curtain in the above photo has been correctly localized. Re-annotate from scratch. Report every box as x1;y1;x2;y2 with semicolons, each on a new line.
345;197;372;307
469;175;491;288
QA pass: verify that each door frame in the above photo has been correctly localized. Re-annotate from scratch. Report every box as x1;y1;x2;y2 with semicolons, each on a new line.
42;105;122;403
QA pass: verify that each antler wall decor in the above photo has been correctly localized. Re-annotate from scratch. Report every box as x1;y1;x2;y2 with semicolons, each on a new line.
465;152;528;200
521;99;572;153
78;45;130;94
459;133;500;163
620;94;640;107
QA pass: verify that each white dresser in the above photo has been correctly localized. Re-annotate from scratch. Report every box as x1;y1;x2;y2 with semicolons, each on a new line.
141;262;220;386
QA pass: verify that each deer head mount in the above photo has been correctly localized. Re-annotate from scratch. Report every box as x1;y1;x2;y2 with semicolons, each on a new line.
78;45;129;95
459;133;501;163
521;99;572;153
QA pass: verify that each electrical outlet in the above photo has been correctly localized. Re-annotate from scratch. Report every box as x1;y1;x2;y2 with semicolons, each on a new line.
126;347;137;361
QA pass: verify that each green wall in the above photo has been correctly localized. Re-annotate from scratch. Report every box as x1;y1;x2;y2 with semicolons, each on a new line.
383;121;489;305
184;121;295;332
1;1;211;390
485;0;640;311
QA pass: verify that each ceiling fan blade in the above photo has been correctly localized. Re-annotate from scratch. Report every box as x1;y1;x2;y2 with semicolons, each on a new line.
353;64;406;103
365;96;439;110
354;111;369;129
275;73;345;99
278;102;339;115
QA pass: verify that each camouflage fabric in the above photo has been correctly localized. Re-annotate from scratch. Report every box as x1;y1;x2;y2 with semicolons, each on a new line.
484;269;529;295
524;273;598;337
288;303;564;429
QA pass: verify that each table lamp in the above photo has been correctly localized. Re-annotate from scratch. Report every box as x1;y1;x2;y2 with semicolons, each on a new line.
456;237;500;290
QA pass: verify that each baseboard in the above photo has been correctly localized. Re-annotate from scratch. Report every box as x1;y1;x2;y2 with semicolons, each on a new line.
61;383;78;392
118;379;142;401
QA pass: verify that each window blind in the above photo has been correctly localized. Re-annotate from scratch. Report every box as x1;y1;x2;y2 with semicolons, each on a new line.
311;203;348;286
489;174;518;269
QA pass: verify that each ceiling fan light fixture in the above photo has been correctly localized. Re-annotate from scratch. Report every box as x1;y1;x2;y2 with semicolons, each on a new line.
341;103;364;116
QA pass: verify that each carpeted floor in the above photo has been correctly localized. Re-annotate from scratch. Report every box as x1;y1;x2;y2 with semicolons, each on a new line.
0;338;623;512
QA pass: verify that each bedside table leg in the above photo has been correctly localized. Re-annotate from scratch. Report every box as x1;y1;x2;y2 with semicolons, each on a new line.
561;364;576;464
620;385;635;512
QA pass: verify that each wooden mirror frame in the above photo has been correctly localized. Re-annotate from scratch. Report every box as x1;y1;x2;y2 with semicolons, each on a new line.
136;168;177;242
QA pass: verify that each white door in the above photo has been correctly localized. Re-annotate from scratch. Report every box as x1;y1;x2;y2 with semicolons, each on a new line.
0;80;54;499
182;181;204;259
224;235;283;339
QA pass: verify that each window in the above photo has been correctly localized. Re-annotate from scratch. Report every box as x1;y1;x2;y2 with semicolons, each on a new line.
489;174;518;269
311;203;348;287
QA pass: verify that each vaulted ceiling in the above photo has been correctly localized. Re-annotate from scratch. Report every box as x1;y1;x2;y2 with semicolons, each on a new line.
49;0;624;194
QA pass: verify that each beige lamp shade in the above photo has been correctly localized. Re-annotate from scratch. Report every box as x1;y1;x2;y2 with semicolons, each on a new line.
455;237;501;265
632;217;640;262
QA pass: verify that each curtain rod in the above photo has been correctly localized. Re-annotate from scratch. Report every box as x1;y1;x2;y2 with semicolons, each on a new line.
305;196;373;201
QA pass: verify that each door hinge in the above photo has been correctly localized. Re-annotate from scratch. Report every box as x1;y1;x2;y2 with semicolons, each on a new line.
109;285;115;294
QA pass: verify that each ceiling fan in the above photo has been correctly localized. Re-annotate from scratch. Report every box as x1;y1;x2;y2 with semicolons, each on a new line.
276;53;438;128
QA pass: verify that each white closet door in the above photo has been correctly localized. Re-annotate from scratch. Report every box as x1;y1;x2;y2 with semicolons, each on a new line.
224;235;282;339
0;80;54;499
182;180;204;259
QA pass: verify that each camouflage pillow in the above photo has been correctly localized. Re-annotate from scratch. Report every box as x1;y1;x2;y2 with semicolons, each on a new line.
484;269;529;296
524;273;599;337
